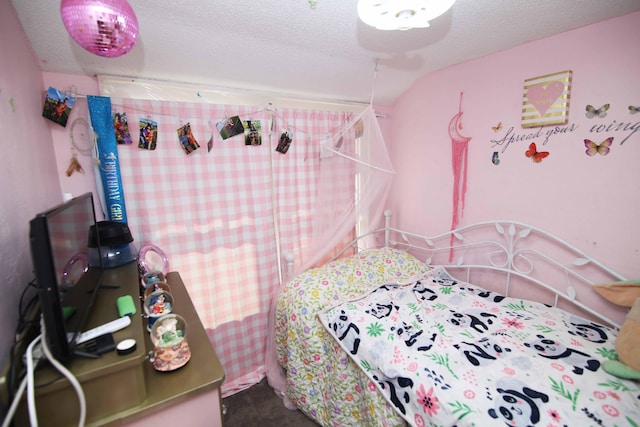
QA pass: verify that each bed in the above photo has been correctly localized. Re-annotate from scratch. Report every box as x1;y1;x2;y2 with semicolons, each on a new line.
273;214;640;426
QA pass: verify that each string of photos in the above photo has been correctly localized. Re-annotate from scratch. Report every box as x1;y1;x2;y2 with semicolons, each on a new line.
114;112;293;155
43;86;359;165
107;105;349;157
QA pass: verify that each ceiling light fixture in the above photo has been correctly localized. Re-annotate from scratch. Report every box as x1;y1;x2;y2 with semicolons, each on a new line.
60;0;139;58
357;0;456;31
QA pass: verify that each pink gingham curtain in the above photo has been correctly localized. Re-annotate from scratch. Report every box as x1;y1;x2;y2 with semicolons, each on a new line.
111;98;364;396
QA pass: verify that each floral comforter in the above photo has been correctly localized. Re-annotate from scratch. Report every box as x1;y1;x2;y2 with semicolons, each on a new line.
275;248;430;426
318;266;640;427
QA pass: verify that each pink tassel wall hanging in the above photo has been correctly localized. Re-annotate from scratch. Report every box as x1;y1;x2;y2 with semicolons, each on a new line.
448;92;472;259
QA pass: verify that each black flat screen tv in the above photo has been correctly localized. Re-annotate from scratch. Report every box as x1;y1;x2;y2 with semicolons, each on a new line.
29;192;104;363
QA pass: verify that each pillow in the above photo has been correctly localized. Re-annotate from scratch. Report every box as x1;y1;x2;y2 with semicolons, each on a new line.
281;248;429;313
339;247;429;284
593;280;640;307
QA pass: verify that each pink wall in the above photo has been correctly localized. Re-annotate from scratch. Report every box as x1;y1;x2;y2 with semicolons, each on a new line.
0;1;62;368
388;11;640;280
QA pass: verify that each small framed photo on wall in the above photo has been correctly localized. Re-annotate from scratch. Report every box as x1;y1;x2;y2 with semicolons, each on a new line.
521;70;572;128
42;87;76;127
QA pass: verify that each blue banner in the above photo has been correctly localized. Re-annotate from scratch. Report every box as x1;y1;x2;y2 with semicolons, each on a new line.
87;95;128;223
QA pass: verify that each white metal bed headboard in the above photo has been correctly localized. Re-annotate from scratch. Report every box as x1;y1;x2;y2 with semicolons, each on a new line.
320;211;629;329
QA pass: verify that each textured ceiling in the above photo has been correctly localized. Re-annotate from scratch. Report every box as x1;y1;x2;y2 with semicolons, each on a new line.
11;0;640;105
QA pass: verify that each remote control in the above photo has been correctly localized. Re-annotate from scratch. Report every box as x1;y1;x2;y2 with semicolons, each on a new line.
68;316;132;345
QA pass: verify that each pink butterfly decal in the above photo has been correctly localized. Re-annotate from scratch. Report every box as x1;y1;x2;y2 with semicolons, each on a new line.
584;137;613;156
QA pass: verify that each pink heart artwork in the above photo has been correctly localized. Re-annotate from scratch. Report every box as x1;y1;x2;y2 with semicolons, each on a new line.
527;81;565;116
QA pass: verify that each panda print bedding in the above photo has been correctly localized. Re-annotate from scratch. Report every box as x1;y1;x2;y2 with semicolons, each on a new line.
318;266;640;427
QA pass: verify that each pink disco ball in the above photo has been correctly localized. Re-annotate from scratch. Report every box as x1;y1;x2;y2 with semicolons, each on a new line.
60;0;139;58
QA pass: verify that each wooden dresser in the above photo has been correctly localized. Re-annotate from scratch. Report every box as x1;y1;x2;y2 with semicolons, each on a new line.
0;262;225;427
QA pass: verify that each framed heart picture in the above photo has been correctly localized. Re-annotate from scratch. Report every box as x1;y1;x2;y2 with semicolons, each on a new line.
521;70;572;128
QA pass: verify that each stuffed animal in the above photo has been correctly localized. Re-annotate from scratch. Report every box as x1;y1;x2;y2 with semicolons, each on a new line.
593;281;640;379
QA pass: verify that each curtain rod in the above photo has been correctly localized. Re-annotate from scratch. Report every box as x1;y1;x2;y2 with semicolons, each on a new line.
97;75;390;118
100;75;369;106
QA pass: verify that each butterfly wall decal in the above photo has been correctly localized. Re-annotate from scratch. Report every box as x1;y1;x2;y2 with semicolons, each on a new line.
585;104;610;118
629;105;640;114
491;122;502;132
491;151;500;166
525;142;549;163
584;137;613;156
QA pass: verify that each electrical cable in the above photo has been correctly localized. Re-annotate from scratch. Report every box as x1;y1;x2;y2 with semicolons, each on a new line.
17;279;38;326
25;335;41;426
1;371;27;427
1;316;87;427
7;279;39;404
40;316;87;427
1;335;38;427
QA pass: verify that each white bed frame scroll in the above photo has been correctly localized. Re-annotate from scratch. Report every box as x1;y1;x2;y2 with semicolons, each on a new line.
328;211;629;329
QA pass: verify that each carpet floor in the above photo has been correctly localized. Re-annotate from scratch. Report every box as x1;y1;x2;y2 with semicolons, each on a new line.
222;378;319;426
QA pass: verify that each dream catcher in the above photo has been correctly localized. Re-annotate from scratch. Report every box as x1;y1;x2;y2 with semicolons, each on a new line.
66;115;96;176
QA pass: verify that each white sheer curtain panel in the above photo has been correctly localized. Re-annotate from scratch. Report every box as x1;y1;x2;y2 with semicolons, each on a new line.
266;105;395;405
